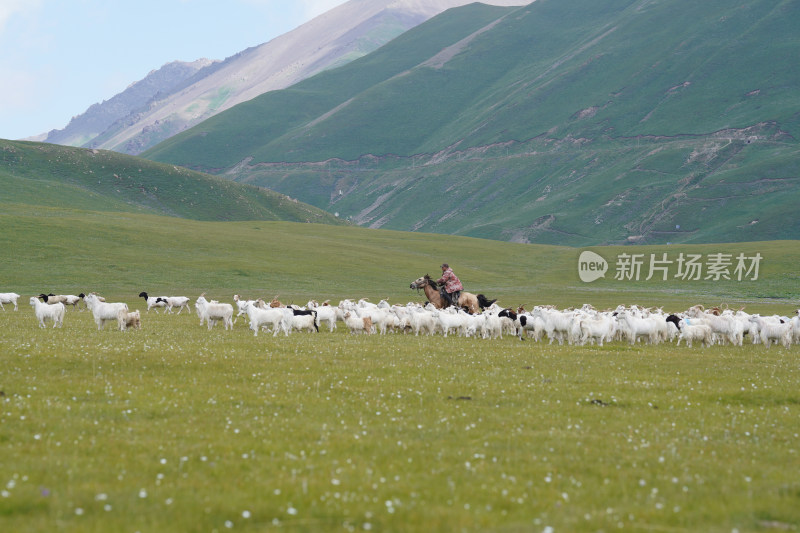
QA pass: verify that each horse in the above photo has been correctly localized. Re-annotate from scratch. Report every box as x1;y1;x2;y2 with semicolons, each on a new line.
409;274;496;315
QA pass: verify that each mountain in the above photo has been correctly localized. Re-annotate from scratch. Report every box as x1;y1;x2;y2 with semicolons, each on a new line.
0;139;343;225
43;59;217;147
144;0;800;246
46;0;524;155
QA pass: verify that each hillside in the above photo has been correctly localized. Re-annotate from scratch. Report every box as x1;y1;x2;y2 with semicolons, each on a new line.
52;0;524;155
0;139;343;224
144;0;800;246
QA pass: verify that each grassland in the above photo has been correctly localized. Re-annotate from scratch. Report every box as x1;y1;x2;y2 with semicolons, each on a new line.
1;309;799;533
1;206;800;531
2;203;800;309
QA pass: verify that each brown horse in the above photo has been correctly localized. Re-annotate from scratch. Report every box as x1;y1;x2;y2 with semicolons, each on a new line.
409;275;496;314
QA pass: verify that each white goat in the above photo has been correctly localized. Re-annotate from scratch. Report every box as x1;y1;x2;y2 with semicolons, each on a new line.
344;311;373;334
84;293;128;330
616;310;666;345
307;301;338;331
675;320;713;348
408;307;436;336
118;309;142;331
532;306;574;345
758;320;792;349
244;301;289;337
195;294;234;330
287;307;319;333
164;296;191;314
29;296;65;328
700;313;744;346
479;312;504;340
748;314;785;345
0;292;21;311
432;308;470;337
353;306;390;334
792;312;800;344
577;314;616;346
233;294;258;321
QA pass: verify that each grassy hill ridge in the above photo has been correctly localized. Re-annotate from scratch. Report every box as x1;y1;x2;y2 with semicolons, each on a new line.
0;139;343;224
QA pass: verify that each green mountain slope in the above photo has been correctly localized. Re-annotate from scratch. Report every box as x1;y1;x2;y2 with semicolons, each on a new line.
143;0;800;245
0;139;343;224
144;3;514;166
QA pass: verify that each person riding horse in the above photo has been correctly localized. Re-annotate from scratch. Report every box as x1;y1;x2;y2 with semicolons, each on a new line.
437;263;463;308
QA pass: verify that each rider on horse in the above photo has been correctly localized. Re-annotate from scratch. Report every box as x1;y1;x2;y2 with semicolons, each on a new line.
437;263;463;308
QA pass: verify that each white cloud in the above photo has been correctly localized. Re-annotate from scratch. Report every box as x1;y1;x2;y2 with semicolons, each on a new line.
0;0;42;33
236;0;347;19
0;67;37;110
300;0;348;19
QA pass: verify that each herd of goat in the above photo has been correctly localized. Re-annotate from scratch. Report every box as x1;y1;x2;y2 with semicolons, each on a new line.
1;290;798;349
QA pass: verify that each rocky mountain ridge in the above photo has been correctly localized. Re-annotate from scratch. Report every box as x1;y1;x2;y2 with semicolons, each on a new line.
42;0;526;155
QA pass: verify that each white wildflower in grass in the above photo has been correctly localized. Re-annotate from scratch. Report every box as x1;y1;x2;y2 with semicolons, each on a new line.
95;493;108;501
287;505;298;516
242;510;251;519
75;508;84;516
139;489;147;498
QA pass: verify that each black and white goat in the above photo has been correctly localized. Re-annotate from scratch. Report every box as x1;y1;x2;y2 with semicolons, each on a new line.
139;292;169;313
39;293;86;310
666;314;713;348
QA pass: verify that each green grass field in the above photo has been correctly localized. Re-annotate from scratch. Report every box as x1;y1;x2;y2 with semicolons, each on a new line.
1;207;800;531
1;307;798;532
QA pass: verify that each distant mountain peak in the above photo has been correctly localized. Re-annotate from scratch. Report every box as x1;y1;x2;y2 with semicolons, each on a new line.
43;59;219;148
44;0;529;155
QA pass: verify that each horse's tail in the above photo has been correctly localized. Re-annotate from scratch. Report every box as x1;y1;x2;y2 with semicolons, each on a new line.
477;294;497;310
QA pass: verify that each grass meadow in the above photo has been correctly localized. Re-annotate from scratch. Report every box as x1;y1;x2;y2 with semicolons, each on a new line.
2;207;800;531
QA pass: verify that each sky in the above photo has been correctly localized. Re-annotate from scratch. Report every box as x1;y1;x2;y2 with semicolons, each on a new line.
0;0;348;140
